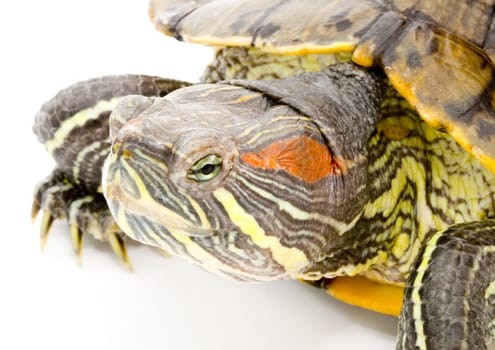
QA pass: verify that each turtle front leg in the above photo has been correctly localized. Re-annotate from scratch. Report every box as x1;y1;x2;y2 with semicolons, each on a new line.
32;169;131;267
32;75;190;267
397;221;495;349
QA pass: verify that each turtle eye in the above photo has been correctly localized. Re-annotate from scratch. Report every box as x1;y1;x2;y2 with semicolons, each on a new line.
187;154;223;182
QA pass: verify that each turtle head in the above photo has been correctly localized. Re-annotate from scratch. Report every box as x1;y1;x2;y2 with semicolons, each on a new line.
103;64;383;281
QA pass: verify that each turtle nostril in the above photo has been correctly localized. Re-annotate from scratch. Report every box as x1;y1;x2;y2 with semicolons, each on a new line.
111;141;121;154
111;141;133;159
122;149;132;159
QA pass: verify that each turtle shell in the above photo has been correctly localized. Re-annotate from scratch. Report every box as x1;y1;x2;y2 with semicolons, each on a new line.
149;0;495;173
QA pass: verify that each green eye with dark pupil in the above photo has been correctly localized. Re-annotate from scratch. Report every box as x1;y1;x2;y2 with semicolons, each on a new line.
187;154;223;182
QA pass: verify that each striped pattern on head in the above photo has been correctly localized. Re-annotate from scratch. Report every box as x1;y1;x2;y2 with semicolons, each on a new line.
102;80;366;281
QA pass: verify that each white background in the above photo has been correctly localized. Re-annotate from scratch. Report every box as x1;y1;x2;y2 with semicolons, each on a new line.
1;1;489;350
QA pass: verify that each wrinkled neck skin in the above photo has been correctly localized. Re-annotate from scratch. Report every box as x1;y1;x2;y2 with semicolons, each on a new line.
200;47;384;280
203;48;495;284
226;63;385;281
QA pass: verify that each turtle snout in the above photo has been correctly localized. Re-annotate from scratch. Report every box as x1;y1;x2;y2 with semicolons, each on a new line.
108;95;157;140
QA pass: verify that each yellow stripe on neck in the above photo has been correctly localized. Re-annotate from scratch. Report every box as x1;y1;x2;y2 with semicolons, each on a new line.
213;187;309;274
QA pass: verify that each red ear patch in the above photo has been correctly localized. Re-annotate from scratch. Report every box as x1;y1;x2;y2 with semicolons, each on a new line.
241;136;348;184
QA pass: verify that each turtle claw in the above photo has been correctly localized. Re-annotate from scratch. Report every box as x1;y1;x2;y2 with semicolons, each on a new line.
31;199;40;223
108;232;133;271
34;169;133;269
40;210;55;250
69;223;84;264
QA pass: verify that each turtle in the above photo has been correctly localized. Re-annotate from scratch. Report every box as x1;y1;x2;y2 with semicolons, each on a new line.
32;0;495;349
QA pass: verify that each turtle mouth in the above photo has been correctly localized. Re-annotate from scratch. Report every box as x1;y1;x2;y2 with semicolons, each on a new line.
103;160;219;240
106;188;218;239
102;146;236;244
